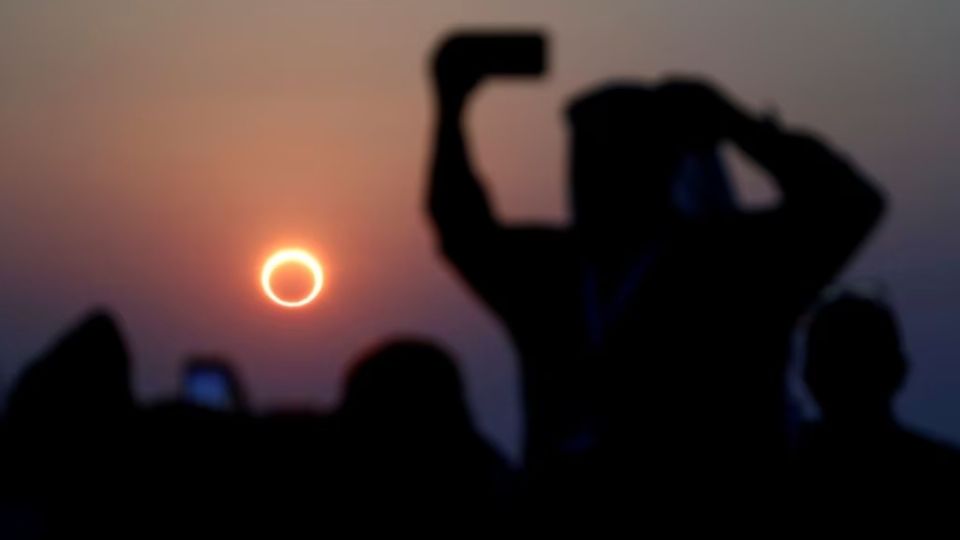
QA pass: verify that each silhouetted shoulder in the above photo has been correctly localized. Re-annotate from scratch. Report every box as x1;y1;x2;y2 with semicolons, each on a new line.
897;428;960;468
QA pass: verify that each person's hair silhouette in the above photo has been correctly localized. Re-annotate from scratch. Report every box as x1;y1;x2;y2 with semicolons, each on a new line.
804;293;906;425
331;338;513;524
567;83;737;247
340;339;470;435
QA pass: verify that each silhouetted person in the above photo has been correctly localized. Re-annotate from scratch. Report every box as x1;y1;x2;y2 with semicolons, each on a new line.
7;310;132;428
3;314;263;537
796;293;960;515
332;339;514;525
3;310;137;538
429;32;885;507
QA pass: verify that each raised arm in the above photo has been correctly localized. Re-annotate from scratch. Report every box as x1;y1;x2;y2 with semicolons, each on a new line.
660;79;885;292
728;111;885;226
726;103;887;293
428;33;546;259
428;44;496;254
661;79;884;224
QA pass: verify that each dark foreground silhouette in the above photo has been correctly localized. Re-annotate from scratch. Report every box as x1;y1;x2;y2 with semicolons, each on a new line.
429;32;884;515
4;29;958;535
0;314;512;537
795;293;960;518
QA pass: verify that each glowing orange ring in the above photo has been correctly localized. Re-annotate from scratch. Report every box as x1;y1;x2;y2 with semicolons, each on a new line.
261;249;324;308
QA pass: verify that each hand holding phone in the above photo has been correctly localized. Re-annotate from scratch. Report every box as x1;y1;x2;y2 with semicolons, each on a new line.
433;31;547;105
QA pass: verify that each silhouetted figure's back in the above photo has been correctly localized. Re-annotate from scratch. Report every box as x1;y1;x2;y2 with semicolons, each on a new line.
3;314;265;537
797;294;960;517
429;34;885;507
3;311;137;538
7;311;132;428
331;339;513;525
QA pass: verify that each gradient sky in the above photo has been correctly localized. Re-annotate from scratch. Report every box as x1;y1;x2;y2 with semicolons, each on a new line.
1;1;958;459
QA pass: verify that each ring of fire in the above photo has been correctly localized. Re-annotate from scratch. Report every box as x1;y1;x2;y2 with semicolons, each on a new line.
261;249;324;308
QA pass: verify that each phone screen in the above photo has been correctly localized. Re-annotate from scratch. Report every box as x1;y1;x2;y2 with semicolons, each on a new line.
184;368;235;411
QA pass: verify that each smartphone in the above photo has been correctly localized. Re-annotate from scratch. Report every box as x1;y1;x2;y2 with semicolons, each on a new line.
182;358;245;412
438;31;547;79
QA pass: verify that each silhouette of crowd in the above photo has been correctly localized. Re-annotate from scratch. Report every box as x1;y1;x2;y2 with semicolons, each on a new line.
1;31;956;536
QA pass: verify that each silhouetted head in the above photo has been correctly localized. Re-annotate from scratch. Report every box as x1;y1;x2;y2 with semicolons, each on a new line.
568;84;691;242
7;310;133;427
804;294;906;424
340;339;470;437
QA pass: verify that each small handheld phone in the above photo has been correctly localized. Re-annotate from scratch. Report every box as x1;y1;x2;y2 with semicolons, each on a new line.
436;31;547;83
182;358;246;412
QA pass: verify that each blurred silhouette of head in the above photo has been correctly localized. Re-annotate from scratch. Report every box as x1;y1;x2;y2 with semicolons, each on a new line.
341;338;470;438
568;84;690;243
7;310;132;427
804;293;906;424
